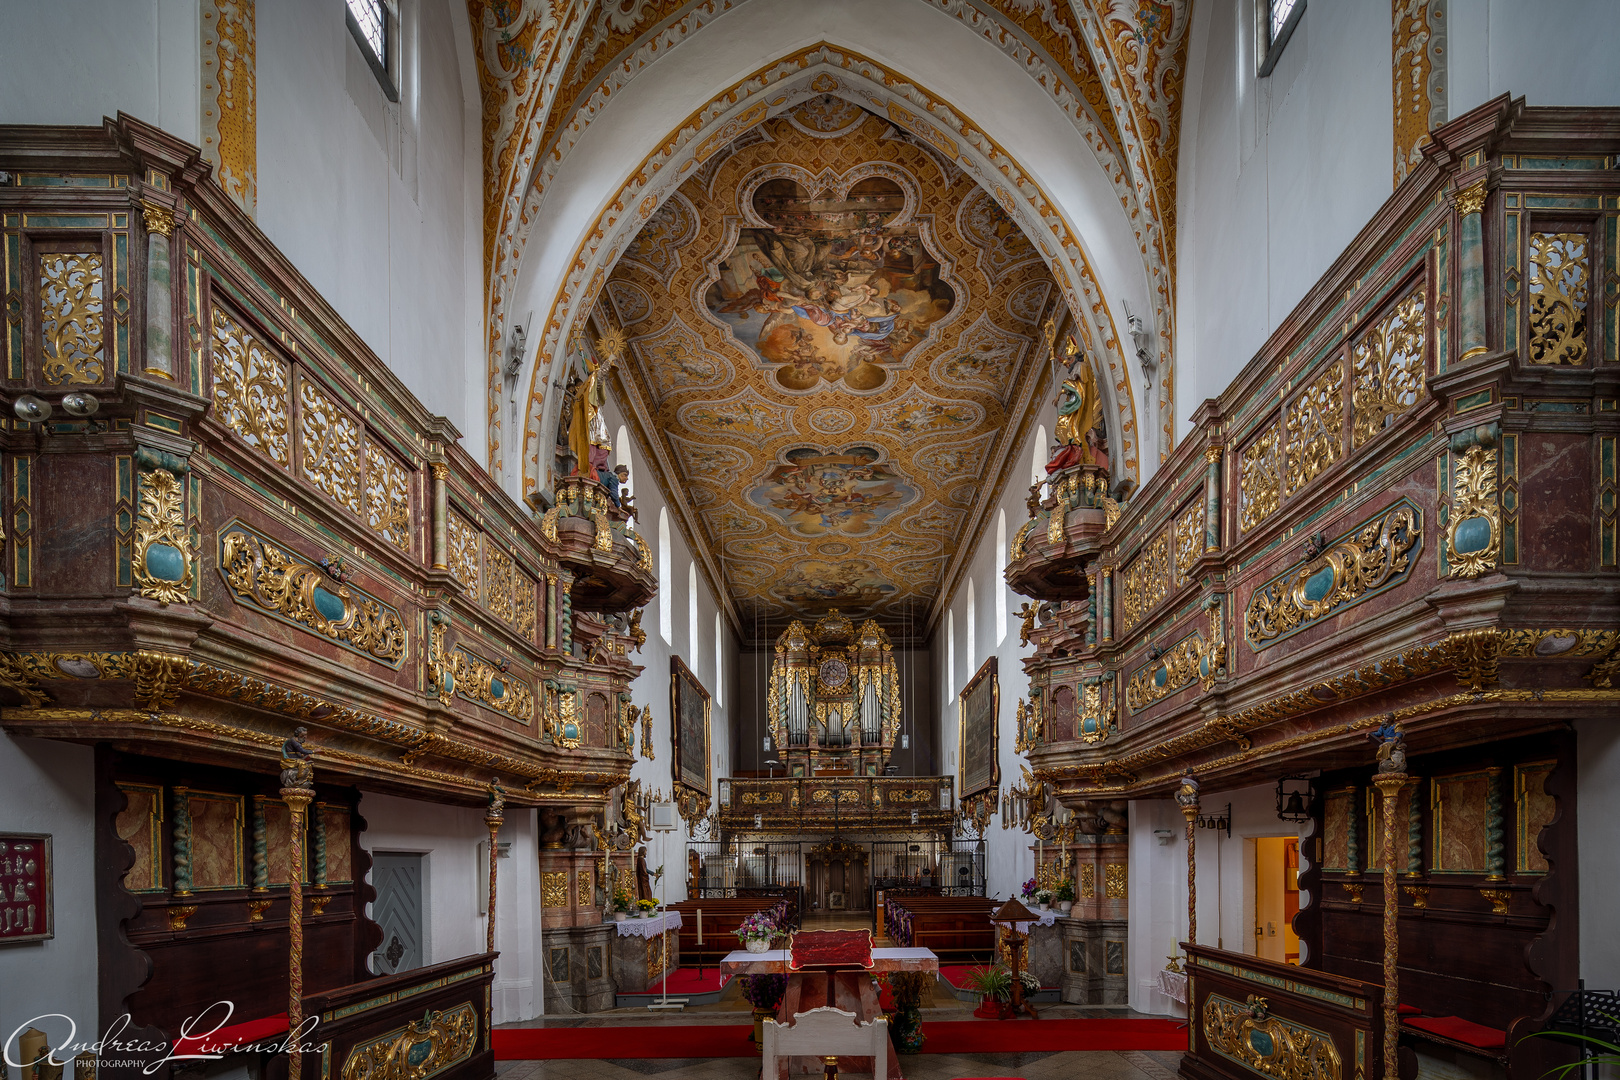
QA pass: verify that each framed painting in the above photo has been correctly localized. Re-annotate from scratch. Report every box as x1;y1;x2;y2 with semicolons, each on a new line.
958;656;999;800
671;656;711;802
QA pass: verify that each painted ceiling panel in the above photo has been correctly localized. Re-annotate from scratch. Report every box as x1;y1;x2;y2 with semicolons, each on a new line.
604;99;1060;641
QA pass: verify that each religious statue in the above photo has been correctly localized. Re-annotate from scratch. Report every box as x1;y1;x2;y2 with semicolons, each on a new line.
1048;337;1107;474
487;777;506;817
1016;601;1038;647
280;726;315;788
568;329;624;476
635;848;652;902
626;608;647;654
1174;774;1201;811
539;808;567;850
1371;717;1407;774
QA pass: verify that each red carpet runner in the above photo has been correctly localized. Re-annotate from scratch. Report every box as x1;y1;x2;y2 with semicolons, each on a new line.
493;1018;1186;1059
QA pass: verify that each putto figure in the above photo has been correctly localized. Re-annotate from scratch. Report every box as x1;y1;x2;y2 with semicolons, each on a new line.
1371;718;1407;774
280;725;315;788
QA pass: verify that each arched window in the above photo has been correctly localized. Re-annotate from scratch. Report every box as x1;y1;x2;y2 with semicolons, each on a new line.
714;612;724;707
947;609;956;700
615;425;631;476
658;509;672;644
995;509;1008;647
966;579;976;673
1031;424;1047;487
687;562;699;660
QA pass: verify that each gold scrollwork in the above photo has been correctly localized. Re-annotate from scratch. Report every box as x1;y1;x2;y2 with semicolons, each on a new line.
39;252;105;385
447;512;480;595
451;647;534;722
1352;290;1426;447
1527;231;1589;366
592;491;614;551
1125;632;1206;713
0;651;138;706
633;531;653;571
741;790;784;805
887;788;935;804
1175;503;1205;582
211;307;291;465
1240;424;1282;532
339;1003;477;1080
133;469;196;606
219;526;408;665
1245;504;1422;646
541;871;568;908
1285;362;1344;495
1121;532;1171;633
1203;994;1343;1080
1010;519;1035;561
134;650;189;711
1445;446;1500;579
1105;864;1127;898
364;444;412;552
299;379;363;514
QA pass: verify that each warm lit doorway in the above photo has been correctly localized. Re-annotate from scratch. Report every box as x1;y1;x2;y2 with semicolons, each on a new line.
1253;837;1301;964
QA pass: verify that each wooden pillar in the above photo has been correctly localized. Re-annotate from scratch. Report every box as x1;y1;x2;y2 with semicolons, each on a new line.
1373;770;1408;1080
281;764;316;1080
485;781;505;955
1177;778;1200;947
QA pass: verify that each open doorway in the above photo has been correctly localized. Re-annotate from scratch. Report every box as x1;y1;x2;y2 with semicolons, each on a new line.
1253;837;1300;964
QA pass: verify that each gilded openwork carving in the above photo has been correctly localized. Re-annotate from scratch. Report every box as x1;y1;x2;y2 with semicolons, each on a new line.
1203;994;1343;1080
339;1003;477;1080
1175;502;1205;582
1445;447;1500;579
1240;424;1282;532
1120;532;1170;633
298;378;363;514
1527;231;1589;365
219;526;407;666
541;871;568;908
1125;631;1205;713
1352;290;1425;447
450;646;534;723
1285;362;1344;495
1245;503;1422;648
39;252;105;385
447;511;479;596
364;444;412;552
211;307;290;465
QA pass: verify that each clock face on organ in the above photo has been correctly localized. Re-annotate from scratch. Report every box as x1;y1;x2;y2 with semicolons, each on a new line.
817;657;850;690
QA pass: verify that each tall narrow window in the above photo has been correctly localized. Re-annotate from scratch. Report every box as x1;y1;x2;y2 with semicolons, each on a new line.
995;509;1008;646
1259;0;1304;76
947;609;956;699
688;562;699;659
345;0;398;100
714;612;724;707
966;579;977;673
658;509;672;644
1031;424;1048;487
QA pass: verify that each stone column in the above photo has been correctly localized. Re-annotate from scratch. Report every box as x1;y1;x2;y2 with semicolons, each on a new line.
1203;447;1221;552
140;201;176;380
1099;568;1113;643
1454;182;1489;363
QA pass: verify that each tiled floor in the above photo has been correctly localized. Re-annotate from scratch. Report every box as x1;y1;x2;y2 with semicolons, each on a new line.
494;1046;1184;1079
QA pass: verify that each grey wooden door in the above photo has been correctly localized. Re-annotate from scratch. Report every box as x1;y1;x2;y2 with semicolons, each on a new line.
370;852;423;974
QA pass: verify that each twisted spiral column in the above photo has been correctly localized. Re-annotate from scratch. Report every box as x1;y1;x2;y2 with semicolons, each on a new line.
282;781;316;1079
1373;772;1407;1080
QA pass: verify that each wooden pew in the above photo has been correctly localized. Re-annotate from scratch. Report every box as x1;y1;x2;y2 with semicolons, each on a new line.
884;896;998;960
670;896;791;967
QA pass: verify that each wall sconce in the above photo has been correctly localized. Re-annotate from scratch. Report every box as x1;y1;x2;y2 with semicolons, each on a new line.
1275;776;1314;823
1195;803;1232;837
763;735;772;751
718;779;732;807
901;733;909;749
13;395;50;424
1154;829;1175;846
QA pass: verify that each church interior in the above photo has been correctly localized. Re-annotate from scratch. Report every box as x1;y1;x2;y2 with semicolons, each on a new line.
1;2;1617;1079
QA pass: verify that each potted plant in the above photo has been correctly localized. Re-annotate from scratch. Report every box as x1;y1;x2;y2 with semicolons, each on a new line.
734;911;780;954
965;965;1012;1019
1055;880;1075;914
1034;888;1053;912
739;973;787;1051
612;886;633;921
636;897;659;917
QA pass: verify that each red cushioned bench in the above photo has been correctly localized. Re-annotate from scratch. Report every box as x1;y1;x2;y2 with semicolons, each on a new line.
1402;1015;1508;1059
171;1013;290;1059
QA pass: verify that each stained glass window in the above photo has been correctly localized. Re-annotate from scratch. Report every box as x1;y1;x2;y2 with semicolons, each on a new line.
347;0;385;64
1260;0;1304;76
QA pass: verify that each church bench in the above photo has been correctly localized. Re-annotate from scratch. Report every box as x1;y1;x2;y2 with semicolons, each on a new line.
884;897;998;959
670;897;791;966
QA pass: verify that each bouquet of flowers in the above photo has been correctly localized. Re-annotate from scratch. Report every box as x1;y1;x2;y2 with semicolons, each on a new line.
734;910;781;944
1055;881;1076;904
1035;888;1053;907
636;897;659;914
612;886;634;913
1020;877;1039;902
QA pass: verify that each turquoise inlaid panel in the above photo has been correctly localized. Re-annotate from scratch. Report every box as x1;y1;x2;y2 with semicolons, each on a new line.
21;214;110;228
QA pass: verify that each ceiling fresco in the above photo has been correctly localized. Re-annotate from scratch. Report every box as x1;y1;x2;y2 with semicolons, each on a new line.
601;99;1062;641
467;0;1192;477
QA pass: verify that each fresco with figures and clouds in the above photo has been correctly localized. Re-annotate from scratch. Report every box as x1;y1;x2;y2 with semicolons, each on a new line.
603;95;1062;641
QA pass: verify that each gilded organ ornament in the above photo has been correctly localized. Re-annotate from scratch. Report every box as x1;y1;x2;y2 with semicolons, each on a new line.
1245;503;1422;647
1527;232;1589;365
211;307;290;465
133;468;196;606
1352;290;1426;447
39;252;105;385
447;511;479;596
1445;446;1501;579
219;526;408;665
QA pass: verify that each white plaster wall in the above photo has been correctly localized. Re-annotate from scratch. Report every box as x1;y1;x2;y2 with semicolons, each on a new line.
1575;718;1619;990
255;0;481;444
359;792;543;1023
933;400;1056;902
0;0;200;141
1175;0;1620;426
0;735;96;1056
604;400;739;907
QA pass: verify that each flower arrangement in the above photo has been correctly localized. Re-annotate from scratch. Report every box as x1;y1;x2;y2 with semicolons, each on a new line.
1055;881;1076;904
636;897;659;914
739;973;787;1011
1034;888;1053;907
612;886;634;913
1020;878;1039;902
734;910;781;944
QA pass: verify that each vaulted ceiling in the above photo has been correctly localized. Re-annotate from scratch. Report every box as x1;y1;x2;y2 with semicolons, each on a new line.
599;99;1061;640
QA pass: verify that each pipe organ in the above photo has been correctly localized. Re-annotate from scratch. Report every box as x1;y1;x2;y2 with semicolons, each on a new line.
765;612;901;776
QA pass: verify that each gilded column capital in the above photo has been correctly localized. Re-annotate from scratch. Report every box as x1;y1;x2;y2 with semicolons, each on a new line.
140;201;176;237
430;462;450;481
1204;446;1222;464
1452;181;1487;217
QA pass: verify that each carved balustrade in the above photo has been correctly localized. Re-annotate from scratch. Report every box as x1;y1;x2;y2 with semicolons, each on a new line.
1007;99;1620;806
0;115;652;812
717;776;956;833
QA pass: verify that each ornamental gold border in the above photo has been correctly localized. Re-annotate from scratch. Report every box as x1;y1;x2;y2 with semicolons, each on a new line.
958;655;1000;800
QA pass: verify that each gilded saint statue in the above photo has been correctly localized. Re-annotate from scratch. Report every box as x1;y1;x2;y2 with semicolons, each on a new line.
568;328;625;476
1045;328;1107;474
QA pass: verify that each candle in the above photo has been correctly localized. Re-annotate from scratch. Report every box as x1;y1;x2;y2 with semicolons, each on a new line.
697;909;704;944
19;1028;46;1080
